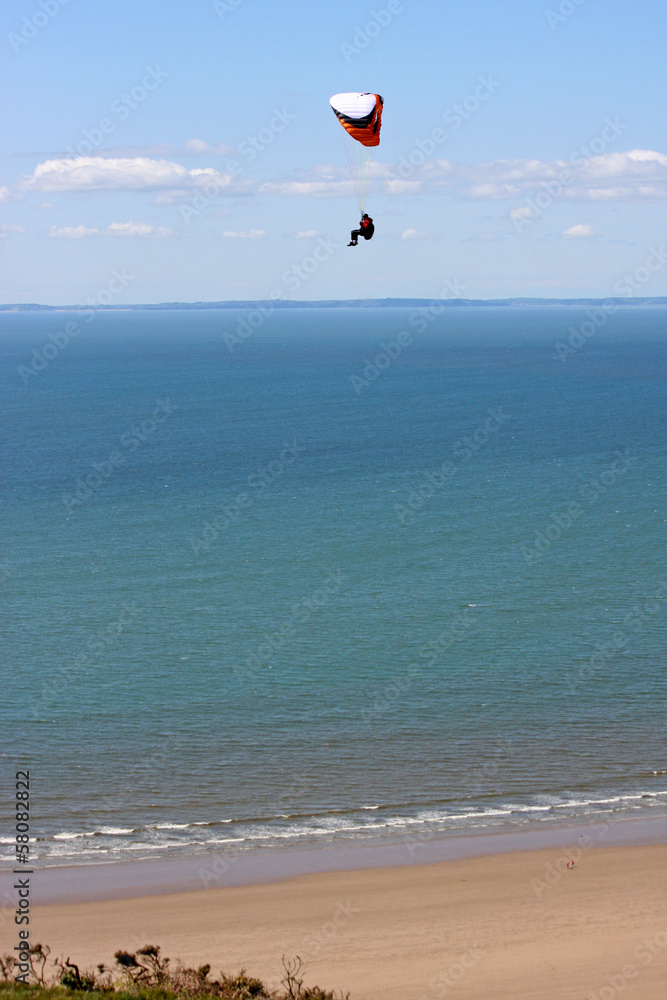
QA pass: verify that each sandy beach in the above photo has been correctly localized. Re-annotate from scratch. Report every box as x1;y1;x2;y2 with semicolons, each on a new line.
29;842;667;1000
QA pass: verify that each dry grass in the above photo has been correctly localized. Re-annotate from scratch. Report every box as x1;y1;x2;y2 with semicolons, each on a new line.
0;945;347;1000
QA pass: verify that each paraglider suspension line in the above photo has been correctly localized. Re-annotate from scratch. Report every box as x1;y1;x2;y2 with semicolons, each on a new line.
341;133;372;216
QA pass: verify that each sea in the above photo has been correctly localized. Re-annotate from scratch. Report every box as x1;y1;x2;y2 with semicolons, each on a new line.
1;305;666;869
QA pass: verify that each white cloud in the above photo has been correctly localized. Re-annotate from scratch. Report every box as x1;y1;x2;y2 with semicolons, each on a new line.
624;149;667;163
38;201;54;209
49;225;99;239
295;230;320;238
106;221;176;238
21;156;236;195
466;183;522;199
100;144;179;158
562;224;598;239
420;149;667;202
183;139;235;155
0;224;27;239
509;206;535;221
221;229;267;239
19;150;666;209
260;180;354;197
31;141;238;160
0;185;21;204
263;150;667;203
49;221;177;239
384;180;422;195
400;228;438;240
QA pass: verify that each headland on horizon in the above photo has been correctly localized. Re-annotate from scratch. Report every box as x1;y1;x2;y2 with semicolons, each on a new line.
1;296;666;311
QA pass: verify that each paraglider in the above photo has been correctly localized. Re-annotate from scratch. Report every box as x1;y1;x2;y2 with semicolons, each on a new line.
348;213;374;246
329;92;383;245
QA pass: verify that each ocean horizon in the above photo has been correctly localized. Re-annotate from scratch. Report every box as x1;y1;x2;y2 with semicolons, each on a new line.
2;305;666;868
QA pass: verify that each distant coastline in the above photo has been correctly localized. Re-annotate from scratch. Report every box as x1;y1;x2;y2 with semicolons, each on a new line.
1;296;666;311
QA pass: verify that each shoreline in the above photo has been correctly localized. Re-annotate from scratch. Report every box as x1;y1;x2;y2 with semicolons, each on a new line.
4;813;665;906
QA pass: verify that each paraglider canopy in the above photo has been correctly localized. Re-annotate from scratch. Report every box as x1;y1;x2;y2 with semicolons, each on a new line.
329;92;383;213
329;93;383;146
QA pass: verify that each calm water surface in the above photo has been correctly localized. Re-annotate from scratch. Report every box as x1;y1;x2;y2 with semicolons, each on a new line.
1;306;665;865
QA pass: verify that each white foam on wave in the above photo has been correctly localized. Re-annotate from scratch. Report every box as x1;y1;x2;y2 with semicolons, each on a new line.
124;843;174;852
54;847;110;857
52;826;133;842
53;831;95;840
35;784;667;864
239;824;347;842
202;837;245;845
380;816;421;828
328;823;384;835
447;807;515;820
192;819;234;826
551;791;667;810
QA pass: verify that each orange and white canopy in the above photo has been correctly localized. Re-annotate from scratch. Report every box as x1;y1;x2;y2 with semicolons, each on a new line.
329;92;383;147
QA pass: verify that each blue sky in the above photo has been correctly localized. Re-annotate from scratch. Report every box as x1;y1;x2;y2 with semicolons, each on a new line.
1;0;666;303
